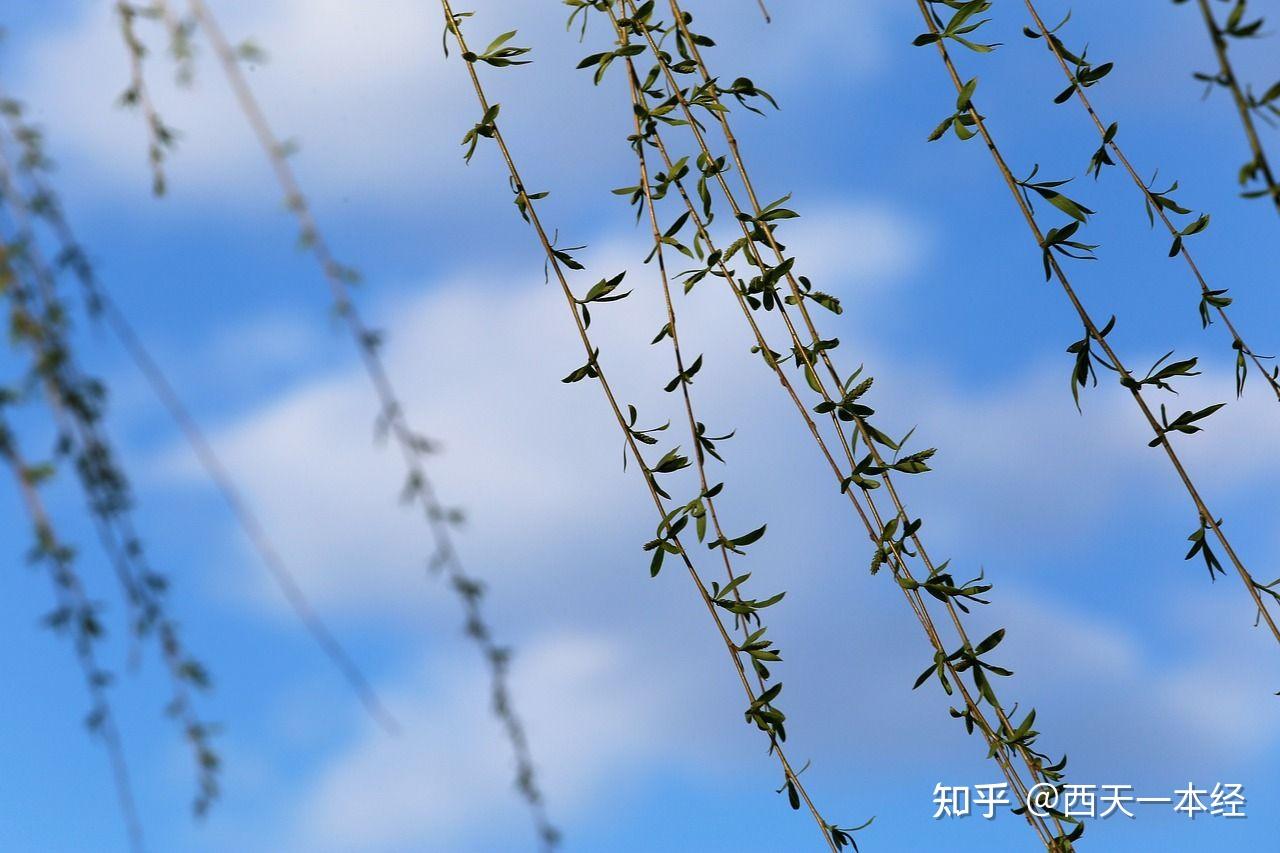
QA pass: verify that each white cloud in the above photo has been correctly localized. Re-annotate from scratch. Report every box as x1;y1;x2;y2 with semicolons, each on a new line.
203;313;323;375
151;201;931;614
155;243;648;613
986;591;1280;768
292;632;670;852
10;0;457;203
138;201;1280;848
784;201;926;293
7;0;893;212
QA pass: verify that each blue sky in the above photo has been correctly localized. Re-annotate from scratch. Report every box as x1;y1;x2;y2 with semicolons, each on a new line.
1;1;1278;850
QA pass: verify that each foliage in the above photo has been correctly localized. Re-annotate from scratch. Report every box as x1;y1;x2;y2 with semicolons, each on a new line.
1022;2;1280;401
0;95;400;733
1173;0;1280;213
914;0;1280;690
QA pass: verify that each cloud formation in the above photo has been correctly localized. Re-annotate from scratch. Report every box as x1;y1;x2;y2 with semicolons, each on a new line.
145;203;1280;849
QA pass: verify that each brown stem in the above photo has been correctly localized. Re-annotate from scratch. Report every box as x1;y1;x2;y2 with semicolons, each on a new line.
624;61;765;654
615;4;1056;844
0;200;218;818
185;1;556;844
914;0;1280;650
623;2;1063;842
1024;0;1280;403
440;3;841;847
658;6;1068;831
0;116;400;734
1193;0;1280;216
114;1;172;195
0;405;146;853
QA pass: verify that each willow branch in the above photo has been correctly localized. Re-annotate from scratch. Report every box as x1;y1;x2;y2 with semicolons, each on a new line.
913;0;1280;649
183;1;557;844
1190;0;1280;215
620;34;836;827
0;105;399;734
440;3;852;847
1023;0;1280;402
114;2;176;195
615;2;1066;845
0;347;145;853
0;175;220;817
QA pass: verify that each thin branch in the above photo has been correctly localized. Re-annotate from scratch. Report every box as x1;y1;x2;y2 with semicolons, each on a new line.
0;168;220;818
0;102;399;734
613;2;1069;845
114;2;177;195
1022;0;1279;402
440;4;853;848
182;1;557;844
620;36;845;840
1188;0;1280;215
912;0;1280;649
0;361;146;853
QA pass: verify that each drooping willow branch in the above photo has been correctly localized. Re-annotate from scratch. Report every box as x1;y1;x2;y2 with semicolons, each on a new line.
627;36;770;678
0;163;220;819
1173;0;1280;215
114;1;178;195
619;27;872;848
0;98;398;736
175;1;557;845
0;312;144;853
583;2;1077;847
155;1;198;85
1022;2;1279;402
609;3;1059;845
912;0;1280;646
440;4;866;849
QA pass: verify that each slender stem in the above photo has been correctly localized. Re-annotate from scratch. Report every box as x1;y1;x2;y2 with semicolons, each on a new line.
655;8;1067;831
1192;0;1280;215
439;3;841;847
625;61;759;651
620;3;1064;844
0;113;399;734
0;174;219;817
1023;0;1280;403
621;44;844;832
184;2;556;844
613;5;1059;845
914;0;1280;648
114;1;173;195
102;292;402;731
0;321;146;853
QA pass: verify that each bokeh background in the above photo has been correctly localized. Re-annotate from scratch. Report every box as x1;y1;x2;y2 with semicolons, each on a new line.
1;1;1277;850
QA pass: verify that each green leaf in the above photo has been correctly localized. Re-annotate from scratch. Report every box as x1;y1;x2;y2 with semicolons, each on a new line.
731;524;767;548
974;628;1005;655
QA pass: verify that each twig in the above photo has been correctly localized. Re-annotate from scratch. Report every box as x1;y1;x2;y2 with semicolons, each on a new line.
0;160;220;818
0;102;399;734
440;4;855;848
0;347;146;853
1189;0;1280;214
114;2;177;195
612;2;1070;845
182;1;557;844
912;0;1280;650
1022;0;1280;402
